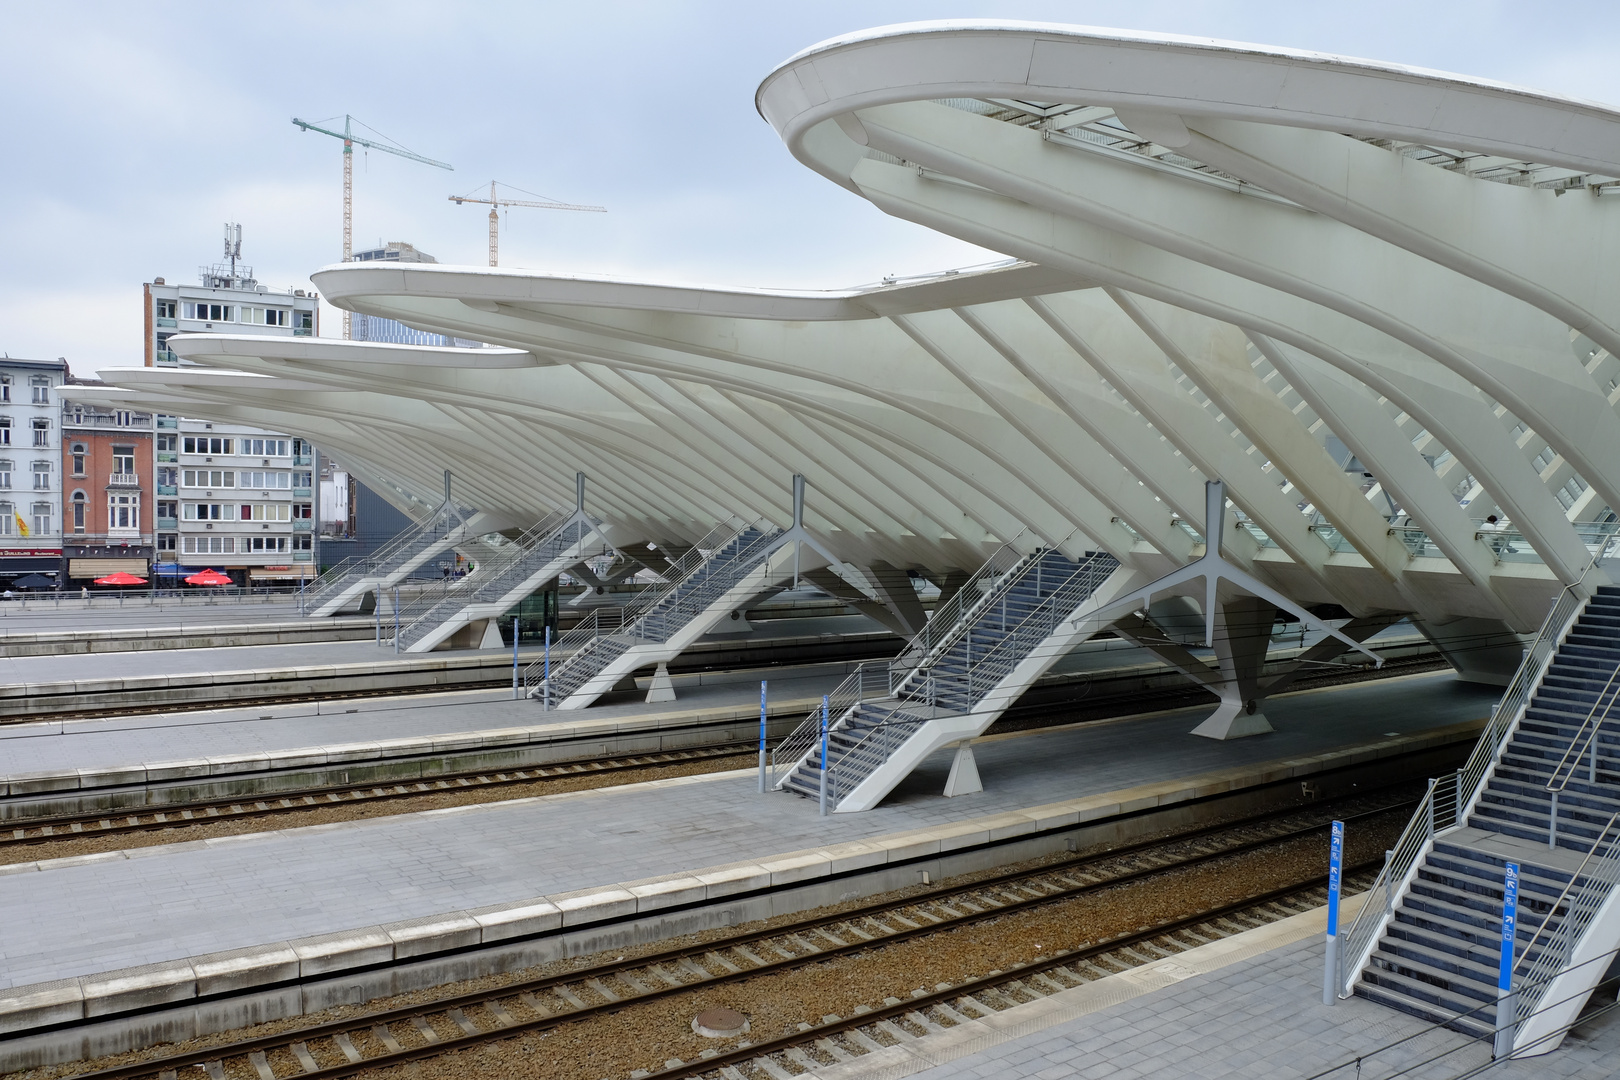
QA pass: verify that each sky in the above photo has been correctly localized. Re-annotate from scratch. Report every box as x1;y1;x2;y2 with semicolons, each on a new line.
3;1;1619;372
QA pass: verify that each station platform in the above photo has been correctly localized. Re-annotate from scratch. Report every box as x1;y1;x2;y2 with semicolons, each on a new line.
0;613;899;719
806;900;1619;1079
0;671;1499;1061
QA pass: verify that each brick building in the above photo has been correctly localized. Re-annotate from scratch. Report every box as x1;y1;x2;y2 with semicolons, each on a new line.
60;397;154;583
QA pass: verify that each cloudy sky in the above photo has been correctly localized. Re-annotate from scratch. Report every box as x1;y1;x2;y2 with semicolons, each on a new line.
3;1;1619;371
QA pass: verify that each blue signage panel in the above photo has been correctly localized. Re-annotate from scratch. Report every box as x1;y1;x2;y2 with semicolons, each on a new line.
1499;862;1520;991
1327;820;1345;937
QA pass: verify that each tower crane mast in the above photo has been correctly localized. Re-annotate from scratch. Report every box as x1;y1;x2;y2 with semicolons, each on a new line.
291;115;453;337
451;181;605;266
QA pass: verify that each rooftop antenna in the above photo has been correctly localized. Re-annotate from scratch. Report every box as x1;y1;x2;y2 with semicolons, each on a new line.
224;223;242;280
450;180;605;267
291;114;453;337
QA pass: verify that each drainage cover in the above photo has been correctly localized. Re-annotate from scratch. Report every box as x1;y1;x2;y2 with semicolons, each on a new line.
692;1008;750;1037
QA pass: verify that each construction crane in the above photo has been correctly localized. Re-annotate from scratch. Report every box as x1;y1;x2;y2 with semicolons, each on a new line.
450;181;605;267
291;115;453;337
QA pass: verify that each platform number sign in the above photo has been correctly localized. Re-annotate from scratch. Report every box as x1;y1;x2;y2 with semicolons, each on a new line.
1327;820;1344;936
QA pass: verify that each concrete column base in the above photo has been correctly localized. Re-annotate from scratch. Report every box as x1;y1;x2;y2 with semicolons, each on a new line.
645;662;677;703
943;742;983;797
1191;700;1275;740
477;619;505;651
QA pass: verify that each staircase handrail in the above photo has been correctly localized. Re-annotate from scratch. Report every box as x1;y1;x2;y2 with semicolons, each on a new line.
306;500;477;601
906;554;1119;710
387;510;570;645
891;541;1031;676
1338;573;1595;996
520;521;772;695
827;712;933;806
1337;772;1464;996
625;527;786;643
598;521;758;634
770;661;891;780
1512;810;1620;1024
1547;666;1620;796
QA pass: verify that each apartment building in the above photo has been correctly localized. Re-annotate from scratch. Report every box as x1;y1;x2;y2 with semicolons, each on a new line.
172;420;314;585
145;228;319;585
60;398;155;582
0;357;68;587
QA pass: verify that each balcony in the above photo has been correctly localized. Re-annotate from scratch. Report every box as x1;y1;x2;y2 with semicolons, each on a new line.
293;520;313;531
293;455;312;466
293;552;313;562
157;484;176;496
157;451;177;463
154;351;178;366
65;412;151;430
107;474;140;488
155;317;177;328
292;486;312;498
156;417;178;429
156;516;177;530
293;327;313;337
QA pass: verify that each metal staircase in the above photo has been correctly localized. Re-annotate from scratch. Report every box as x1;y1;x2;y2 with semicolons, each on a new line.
1340;581;1620;1056
775;548;1121;812
302;502;481;617
388;510;609;652
525;522;793;709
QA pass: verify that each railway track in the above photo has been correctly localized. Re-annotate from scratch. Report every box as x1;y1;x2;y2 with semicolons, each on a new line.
58;792;1410;1080
0;746;756;847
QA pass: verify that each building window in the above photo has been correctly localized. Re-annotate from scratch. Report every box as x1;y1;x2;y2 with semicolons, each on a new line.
112;444;136;475
156;434;176;453
0;377;9;403
157;466;177;486
157;499;177;519
156;300;176;319
183;469;235;488
239;503;290;522
292;470;312;488
32;419;49;447
71;443;86;476
238;470;290;489
0;460;11;489
32;461;51;490
30;377;50;405
0;418;11;445
293;502;313;519
71;490;86;533
182;302;233;322
157;533;176;552
182;535;236;554
32;501;51;536
115;411;133;428
0;501;10;535
108;492;138;531
295;311;313;331
181;437;234;455
241;439;289;457
292;534;312;552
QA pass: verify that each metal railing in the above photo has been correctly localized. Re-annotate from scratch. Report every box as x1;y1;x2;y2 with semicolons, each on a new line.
1337;577;1594;996
771;661;891;782
888;541;1029;677
826;712;932;805
521;520;764;695
1546;664;1620;849
303;501;478;607
902;554;1119;710
387;511;577;648
1513;811;1620;1028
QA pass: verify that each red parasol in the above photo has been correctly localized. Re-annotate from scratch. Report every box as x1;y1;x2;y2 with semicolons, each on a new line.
93;572;148;586
184;569;234;586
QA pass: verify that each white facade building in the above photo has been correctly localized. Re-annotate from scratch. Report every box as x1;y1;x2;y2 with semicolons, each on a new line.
144;232;321;583
0;357;68;586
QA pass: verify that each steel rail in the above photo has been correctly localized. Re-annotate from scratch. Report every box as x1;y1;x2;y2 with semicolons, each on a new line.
58;794;1414;1080
0;745;757;847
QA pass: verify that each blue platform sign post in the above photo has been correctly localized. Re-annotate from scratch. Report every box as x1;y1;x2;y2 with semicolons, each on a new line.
818;694;830;817
1324;819;1344;1005
511;616;520;699
1496;862;1520;1059
758;680;768;793
542;625;551;712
